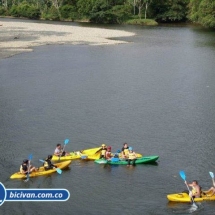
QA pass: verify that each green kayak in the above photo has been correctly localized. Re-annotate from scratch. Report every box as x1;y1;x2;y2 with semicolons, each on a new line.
94;156;159;165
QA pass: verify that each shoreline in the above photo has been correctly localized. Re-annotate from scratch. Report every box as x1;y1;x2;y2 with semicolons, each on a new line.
0;18;135;59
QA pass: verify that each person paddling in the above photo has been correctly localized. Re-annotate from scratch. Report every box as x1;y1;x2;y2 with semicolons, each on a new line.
105;146;112;160
43;155;57;170
20;159;37;174
204;179;215;196
121;143;130;158
185;180;201;199
100;144;107;159
127;147;137;166
54;143;69;157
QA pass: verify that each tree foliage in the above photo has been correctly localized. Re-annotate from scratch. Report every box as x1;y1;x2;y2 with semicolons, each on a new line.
0;0;214;27
189;0;215;27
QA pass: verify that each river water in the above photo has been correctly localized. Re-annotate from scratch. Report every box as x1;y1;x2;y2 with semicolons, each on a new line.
0;19;215;214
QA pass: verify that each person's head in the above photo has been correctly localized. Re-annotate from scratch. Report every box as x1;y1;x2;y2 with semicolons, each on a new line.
123;143;128;148
23;159;28;164
48;155;53;160
107;146;111;151
101;143;106;148
56;143;61;148
128;147;133;152
192;180;198;185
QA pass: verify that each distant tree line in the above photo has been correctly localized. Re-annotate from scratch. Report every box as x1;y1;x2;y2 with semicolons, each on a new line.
0;0;214;28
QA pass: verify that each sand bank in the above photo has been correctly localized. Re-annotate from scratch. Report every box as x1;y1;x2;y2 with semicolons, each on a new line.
0;19;135;59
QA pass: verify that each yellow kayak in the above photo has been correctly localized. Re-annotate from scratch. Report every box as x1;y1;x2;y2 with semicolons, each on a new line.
167;190;215;202
10;161;72;179
51;147;102;161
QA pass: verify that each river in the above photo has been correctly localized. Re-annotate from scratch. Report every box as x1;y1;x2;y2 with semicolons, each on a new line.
0;19;215;214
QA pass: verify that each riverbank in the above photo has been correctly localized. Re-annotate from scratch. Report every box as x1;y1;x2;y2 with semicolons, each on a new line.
0;18;135;59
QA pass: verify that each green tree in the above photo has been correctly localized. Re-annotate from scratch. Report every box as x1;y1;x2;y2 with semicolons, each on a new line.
189;0;215;28
151;0;189;22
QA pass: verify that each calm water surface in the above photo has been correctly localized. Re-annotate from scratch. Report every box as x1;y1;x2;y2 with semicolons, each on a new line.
0;19;215;214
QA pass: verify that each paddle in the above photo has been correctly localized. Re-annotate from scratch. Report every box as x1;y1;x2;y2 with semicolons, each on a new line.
179;170;197;206
58;139;69;161
24;154;33;182
209;171;215;186
39;159;62;174
209;171;214;180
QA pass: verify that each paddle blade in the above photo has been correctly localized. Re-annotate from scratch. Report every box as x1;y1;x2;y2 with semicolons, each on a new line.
39;159;45;163
56;168;62;174
209;171;214;179
29;154;33;161
81;155;87;159
179;170;186;181
64;139;69;145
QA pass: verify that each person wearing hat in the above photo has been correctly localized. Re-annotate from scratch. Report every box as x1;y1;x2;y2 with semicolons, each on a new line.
127;147;137;166
105;146;112;160
100;143;107;159
43;155;57;170
20;159;37;174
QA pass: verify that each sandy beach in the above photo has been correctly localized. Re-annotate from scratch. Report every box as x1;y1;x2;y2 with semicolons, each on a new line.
0;19;135;59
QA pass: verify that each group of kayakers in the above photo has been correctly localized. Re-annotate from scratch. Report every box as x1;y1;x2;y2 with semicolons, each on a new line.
20;141;139;176
99;142;137;166
20;143;67;175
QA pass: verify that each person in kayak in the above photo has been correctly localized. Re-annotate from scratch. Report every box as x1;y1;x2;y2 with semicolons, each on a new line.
204;180;215;196
43;155;57;170
121;143;130;158
20;159;37;174
127;147;137;166
185;180;201;199
100;144;107;159
105;146;112;160
54;143;69;156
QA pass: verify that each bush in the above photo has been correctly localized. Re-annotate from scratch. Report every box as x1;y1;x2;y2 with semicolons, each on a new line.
9;5;20;17
0;6;6;15
60;5;77;20
126;18;158;25
9;3;40;19
43;6;60;21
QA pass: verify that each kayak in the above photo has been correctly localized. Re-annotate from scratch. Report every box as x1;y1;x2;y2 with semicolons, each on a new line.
94;155;159;165
51;147;102;161
167;191;215;202
86;152;143;160
10;160;72;179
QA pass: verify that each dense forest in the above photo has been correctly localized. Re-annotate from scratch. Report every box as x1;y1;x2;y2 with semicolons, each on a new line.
0;0;214;28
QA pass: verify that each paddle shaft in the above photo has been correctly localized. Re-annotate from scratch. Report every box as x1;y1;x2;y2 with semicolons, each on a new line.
25;154;32;182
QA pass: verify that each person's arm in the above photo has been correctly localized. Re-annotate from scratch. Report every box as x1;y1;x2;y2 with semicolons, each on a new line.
195;186;201;197
213;179;215;187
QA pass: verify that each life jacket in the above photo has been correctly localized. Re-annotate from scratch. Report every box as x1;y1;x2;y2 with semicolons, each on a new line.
128;151;136;160
101;148;107;156
122;147;129;155
43;159;51;168
20;164;27;173
192;185;201;197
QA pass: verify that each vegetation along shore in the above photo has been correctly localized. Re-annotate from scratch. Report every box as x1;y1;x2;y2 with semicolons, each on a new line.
0;0;214;28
